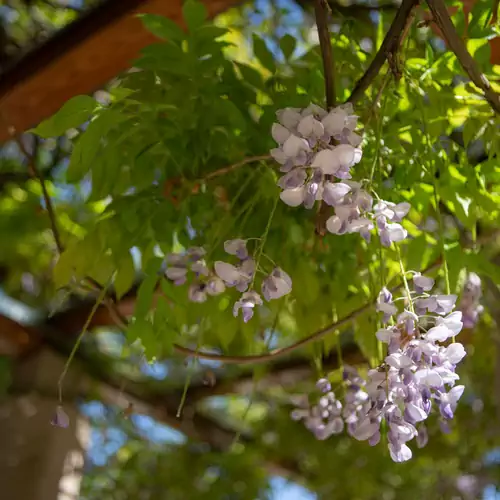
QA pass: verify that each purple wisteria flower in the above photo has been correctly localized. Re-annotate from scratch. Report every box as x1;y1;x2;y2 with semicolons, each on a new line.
376;287;398;324
271;103;411;246
233;290;263;323
413;272;435;293
50;406;69;428
459;272;484;329
291;377;344;440
165;247;225;302
290;275;468;463
271;103;363;210
224;239;249;260
262;267;292;301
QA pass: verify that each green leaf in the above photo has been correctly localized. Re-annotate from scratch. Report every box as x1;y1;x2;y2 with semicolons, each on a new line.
182;0;207;32
252;34;276;73
138;14;185;43
195;25;228;41
114;252;136;300
466;252;500;285
127;317;157;359
468;2;494;38
463;117;480;147
134;257;163;319
31;95;97;138
67;109;125;183
235;62;265;90
467;38;491;67
280;34;296;60
154;297;176;355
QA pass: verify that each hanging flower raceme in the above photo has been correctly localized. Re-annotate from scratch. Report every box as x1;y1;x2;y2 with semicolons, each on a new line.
165;246;225;303
459;272;484;329
271;103;411;246
164;241;292;322
325;186;411;246
290;272;467;463
271;103;362;209
291;378;344;440
214;239;292;322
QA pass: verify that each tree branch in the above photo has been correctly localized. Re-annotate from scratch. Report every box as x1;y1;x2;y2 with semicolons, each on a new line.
426;0;500;115
14;134;64;253
346;0;419;105
314;0;336;109
313;0;337;235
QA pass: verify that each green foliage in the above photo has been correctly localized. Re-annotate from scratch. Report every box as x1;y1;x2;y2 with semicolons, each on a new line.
2;1;500;498
138;14;185;42
31;95;98;138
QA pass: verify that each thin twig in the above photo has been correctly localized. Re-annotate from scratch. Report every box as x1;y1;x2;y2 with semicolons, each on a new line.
426;0;500;114
15;134;64;253
361;71;392;132
199;155;271;182
57;283;109;403
346;0;419;105
82;228;500;365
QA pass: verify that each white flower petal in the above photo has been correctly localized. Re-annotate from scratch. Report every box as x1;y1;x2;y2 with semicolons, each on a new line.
166;267;187;280
446;385;465;404
376;328;395;343
270;147;287;164
311;149;340;174
334;144;358;168
297;115;324;138
322;181;351;206
415;368;443;387
393;202;411;220
389;443;412;463
301;103;328;119
387;223;407;242
224;239;247;256
413;272;435;291
385;353;413;369
280;187;304;207
276;108;302;129
444;343;466;364
438;311;463;335
326;215;343;234
321;109;346;135
347;131;362;147
352;418;379;441
271;123;291;144
426;324;454;342
283;135;310;157
406;403;427;422
214;262;240;283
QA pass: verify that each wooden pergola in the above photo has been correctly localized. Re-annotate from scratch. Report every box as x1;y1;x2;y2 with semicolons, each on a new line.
1;0;499;143
0;0;240;142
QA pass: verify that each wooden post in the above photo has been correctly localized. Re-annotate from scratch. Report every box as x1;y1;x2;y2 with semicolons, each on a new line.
0;349;90;500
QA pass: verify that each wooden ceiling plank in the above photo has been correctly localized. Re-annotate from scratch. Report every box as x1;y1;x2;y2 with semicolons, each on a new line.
0;0;241;142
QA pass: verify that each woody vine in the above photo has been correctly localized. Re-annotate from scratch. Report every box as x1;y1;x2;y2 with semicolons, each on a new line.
10;0;498;463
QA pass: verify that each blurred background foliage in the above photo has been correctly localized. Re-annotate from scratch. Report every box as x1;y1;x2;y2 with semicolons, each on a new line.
1;0;500;498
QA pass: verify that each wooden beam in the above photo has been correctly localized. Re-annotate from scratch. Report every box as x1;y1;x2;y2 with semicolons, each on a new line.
0;0;241;143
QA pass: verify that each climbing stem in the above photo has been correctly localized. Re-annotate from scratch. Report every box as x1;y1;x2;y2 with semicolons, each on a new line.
396;244;414;314
58;282;109;403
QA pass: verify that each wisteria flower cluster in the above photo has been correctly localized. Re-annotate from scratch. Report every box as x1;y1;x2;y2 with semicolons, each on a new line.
164;241;292;323
459;272;484;329
270;103;411;246
291;272;470;462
